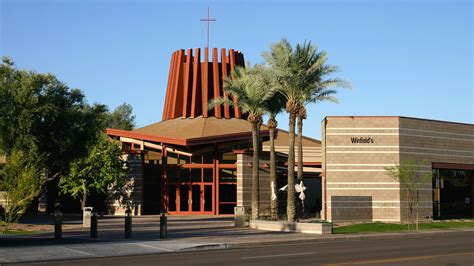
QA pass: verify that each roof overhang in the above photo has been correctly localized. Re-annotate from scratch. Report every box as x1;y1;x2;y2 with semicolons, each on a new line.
106;128;270;147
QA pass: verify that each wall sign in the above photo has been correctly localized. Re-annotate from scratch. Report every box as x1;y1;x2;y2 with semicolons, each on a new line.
350;137;374;144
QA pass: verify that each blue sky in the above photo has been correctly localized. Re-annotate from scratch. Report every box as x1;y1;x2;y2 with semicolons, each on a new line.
1;0;472;139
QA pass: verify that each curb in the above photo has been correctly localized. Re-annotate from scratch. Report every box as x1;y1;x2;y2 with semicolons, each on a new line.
225;228;474;248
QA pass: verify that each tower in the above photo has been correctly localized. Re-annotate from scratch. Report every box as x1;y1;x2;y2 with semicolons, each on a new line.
162;47;245;120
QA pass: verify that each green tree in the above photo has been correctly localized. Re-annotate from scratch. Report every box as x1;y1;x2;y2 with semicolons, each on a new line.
107;103;136;130
59;135;127;209
0;149;43;233
212;65;276;220
0;57;108;210
386;160;431;230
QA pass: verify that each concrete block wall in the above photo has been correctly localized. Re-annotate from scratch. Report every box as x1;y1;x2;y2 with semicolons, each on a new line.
322;117;402;222
236;152;272;216
322;116;474;223
109;153;144;216
398;117;474;220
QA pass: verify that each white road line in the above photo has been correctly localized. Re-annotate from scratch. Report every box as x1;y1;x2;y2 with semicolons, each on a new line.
242;251;317;260
60;247;98;257
134;243;173;252
0;257;11;262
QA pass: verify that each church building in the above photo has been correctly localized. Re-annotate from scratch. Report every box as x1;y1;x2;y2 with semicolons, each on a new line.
106;48;322;216
107;47;473;222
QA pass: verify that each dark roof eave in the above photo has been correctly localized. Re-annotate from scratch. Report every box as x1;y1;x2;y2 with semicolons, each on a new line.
106;128;270;147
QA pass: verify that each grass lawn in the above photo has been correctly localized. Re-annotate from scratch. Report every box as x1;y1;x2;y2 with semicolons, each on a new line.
1;229;43;235
333;221;474;234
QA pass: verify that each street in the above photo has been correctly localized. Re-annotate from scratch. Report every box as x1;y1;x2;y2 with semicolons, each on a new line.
19;230;474;265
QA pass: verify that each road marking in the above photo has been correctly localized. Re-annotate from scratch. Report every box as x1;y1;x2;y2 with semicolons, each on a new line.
0;258;11;262
60;247;98;257
325;251;474;265
242;252;317;260
134;243;173;252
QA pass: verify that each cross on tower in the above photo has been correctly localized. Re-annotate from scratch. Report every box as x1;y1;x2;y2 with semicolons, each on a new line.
200;6;216;49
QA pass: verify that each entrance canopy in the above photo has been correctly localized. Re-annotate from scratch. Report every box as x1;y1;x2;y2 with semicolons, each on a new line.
106;116;271;216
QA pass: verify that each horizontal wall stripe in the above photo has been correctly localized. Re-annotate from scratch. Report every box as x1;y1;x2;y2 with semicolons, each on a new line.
328;206;432;209
330;219;401;222
400;128;474;138
327;182;431;185
326;150;474;158
327;127;399;130
327;188;432;190
401;151;474;158
327;146;474;154
326;163;431;168
327;145;399;148
327;127;474;138
327;151;399;153
328;187;400;190
327;132;474;142
327;182;399;184
328;200;432;203
327;133;399;135
326;169;432;173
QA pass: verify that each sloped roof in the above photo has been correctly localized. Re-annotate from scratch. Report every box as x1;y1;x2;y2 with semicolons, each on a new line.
264;128;321;147
107;116;269;147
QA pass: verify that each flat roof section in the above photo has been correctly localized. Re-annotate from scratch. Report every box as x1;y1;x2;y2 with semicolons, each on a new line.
323;116;473;127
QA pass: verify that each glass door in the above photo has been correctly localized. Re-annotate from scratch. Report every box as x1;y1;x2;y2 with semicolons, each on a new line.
192;185;201;212
179;185;189;212
204;184;213;213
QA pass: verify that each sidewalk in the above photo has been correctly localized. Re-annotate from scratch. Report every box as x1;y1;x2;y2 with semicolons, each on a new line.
1;215;473;264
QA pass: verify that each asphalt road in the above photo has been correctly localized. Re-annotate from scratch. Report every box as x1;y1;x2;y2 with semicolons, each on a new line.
16;231;474;266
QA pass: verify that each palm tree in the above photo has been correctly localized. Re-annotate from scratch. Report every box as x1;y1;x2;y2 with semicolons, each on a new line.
252;64;286;220
263;39;303;222
293;42;350;217
212;65;276;220
264;92;286;220
263;39;349;221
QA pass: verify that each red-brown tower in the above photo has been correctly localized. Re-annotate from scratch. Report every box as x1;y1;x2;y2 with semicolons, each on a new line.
162;47;245;121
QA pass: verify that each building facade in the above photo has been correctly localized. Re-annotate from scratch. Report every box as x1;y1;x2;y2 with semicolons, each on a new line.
321;116;474;222
106;47;322;216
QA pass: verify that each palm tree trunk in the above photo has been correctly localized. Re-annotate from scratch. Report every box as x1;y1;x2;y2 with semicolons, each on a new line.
297;113;304;218
297;114;304;182
251;121;260;220
287;112;296;222
269;126;278;220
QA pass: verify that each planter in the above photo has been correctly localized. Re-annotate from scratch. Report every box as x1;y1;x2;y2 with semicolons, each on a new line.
249;220;332;234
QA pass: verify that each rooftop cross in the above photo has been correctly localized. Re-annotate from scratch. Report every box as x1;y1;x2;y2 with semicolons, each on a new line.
200;6;216;49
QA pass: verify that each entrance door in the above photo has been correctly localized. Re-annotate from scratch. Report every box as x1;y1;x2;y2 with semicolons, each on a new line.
204;185;213;212
192;185;201;212
169;184;213;214
179;185;189;212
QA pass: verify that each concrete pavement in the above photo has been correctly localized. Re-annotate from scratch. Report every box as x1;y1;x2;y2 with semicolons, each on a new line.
14;230;474;266
1;215;473;264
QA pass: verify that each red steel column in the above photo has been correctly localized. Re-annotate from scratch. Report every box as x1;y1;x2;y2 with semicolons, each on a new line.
191;48;201;118
212;48;222;118
221;48;230;119
229;49;241;118
170;50;184;119
163;52;176;120
201;48;209;117
182;49;193;117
